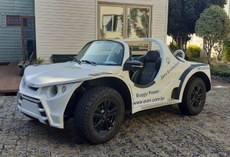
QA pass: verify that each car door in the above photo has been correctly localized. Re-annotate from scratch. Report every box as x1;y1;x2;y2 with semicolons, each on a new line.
123;47;183;114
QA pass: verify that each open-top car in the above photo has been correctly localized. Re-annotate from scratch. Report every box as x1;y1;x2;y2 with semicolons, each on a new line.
18;38;211;144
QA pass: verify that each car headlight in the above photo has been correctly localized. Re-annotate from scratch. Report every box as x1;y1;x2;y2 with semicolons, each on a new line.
47;85;58;98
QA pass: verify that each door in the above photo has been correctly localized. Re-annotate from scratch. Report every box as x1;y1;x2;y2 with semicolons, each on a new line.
122;39;182;113
21;16;36;61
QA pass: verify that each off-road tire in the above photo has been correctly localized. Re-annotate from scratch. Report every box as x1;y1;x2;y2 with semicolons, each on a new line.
74;86;125;144
179;77;206;115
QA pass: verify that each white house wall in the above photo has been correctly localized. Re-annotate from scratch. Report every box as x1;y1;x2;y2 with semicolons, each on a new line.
35;0;168;62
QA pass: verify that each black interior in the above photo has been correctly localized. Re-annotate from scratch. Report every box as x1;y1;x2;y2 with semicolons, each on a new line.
131;50;161;86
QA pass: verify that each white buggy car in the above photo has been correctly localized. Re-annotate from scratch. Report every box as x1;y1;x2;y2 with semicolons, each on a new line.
18;38;211;144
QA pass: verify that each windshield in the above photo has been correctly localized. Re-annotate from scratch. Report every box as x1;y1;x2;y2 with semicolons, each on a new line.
76;40;124;65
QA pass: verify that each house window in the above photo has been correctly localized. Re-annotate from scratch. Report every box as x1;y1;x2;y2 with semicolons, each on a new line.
99;4;151;39
100;6;124;39
127;7;151;39
103;15;123;32
6;15;27;26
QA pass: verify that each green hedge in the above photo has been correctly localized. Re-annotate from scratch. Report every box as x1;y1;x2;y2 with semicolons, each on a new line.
211;70;230;78
211;64;230;78
187;57;208;63
186;45;201;59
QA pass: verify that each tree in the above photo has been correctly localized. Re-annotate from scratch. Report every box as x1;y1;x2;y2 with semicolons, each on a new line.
210;0;227;7
195;5;230;63
213;41;224;61
223;39;230;62
167;0;227;50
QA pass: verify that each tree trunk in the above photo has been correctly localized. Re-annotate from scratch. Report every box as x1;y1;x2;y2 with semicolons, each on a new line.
174;36;188;51
207;43;213;65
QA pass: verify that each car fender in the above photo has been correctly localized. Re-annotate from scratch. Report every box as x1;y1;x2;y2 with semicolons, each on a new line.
177;64;211;101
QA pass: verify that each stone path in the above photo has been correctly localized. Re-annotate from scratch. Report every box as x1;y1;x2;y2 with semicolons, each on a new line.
0;88;229;156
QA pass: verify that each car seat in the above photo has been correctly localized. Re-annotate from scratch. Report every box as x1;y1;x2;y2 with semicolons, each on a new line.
132;50;161;86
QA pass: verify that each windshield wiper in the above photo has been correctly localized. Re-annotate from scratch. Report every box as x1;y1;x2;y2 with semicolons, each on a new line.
73;57;82;64
81;60;97;66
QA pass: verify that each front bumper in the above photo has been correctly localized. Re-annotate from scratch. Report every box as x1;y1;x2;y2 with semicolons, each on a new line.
18;94;49;124
17;82;81;129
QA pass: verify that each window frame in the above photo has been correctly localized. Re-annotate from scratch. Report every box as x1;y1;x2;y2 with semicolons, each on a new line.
98;2;152;39
6;15;27;26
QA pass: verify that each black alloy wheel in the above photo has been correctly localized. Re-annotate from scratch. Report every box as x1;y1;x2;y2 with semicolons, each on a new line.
93;99;118;133
74;87;125;144
179;77;206;115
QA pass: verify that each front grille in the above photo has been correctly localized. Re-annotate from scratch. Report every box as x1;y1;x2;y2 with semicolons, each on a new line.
21;94;40;103
19;94;49;125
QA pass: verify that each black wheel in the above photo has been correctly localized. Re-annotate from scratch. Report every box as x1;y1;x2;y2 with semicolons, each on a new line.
74;87;125;144
178;77;206;115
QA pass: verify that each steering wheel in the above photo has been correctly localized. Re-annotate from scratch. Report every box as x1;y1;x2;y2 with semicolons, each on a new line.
173;49;185;59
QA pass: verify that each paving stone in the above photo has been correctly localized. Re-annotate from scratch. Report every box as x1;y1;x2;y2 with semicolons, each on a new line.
0;89;229;156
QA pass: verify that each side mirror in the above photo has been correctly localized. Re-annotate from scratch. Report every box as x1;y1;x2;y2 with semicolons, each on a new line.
124;60;143;71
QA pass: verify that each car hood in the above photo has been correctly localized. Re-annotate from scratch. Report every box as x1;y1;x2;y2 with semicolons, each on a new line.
24;62;121;87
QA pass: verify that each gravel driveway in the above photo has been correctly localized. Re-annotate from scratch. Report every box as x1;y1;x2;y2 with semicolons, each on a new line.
0;88;229;157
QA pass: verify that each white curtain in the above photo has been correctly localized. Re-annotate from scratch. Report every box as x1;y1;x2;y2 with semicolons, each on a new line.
103;15;113;31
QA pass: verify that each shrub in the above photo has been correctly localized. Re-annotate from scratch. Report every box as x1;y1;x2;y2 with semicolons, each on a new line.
32;58;44;64
187;57;208;63
186;45;201;59
223;40;230;62
211;63;230;78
